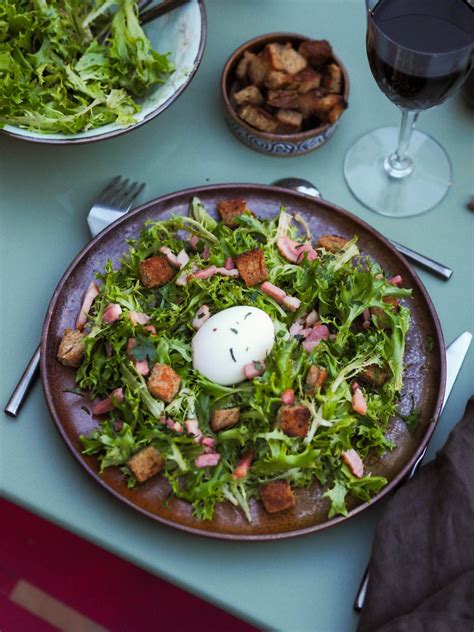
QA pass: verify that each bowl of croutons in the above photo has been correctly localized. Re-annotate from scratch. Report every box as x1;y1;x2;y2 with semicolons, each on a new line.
221;33;349;156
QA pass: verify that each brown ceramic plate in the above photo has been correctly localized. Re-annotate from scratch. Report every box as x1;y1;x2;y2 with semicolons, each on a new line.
41;184;445;540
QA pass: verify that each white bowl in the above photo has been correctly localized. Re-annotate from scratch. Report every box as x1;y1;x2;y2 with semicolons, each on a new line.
1;1;206;145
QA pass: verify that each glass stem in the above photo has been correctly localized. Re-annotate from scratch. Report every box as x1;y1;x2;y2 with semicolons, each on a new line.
384;109;419;179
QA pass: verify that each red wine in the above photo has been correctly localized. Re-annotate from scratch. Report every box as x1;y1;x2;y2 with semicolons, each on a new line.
367;0;474;110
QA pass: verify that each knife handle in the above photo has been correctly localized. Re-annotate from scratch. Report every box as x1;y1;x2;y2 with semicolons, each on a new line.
4;344;41;418
389;240;453;280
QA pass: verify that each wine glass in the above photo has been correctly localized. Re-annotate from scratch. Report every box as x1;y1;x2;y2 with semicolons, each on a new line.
344;0;474;217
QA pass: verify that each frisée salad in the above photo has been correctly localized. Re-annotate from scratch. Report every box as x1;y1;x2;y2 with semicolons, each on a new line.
57;196;412;521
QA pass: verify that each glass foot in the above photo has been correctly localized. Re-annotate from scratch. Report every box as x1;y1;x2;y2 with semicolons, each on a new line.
344;127;452;218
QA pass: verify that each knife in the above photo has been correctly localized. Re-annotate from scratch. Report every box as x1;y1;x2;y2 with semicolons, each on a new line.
353;330;473;612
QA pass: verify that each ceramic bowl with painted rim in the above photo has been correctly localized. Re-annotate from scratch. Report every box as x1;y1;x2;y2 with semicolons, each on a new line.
221;32;350;157
0;1;206;145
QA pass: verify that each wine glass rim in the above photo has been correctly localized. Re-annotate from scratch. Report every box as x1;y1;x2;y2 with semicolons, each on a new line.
368;8;474;57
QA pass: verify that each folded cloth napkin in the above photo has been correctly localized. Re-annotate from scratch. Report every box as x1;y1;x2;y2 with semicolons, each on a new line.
358;396;474;632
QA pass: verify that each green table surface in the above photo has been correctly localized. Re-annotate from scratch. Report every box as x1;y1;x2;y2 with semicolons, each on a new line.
1;2;473;630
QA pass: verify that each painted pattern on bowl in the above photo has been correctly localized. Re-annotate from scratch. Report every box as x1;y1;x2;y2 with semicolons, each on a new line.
225;113;339;156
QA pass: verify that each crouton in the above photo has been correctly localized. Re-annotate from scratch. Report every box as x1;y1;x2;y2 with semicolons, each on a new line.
57;328;86;368
275;109;303;133
293;67;322;93
298;40;333;67
264;70;295;89
235;248;269;287
371;297;400;330
311;94;345;117
127;446;164;483
260;480;296;514
234;85;264;106
248;54;270;86
139;255;175;289
328;102;347;124
238;104;279;134
360;364;389;387
317;234;349;253
147;363;181;403
266;89;300;109
210;407;240;432
263;43;308;75
384;296;400;309
306;365;328;393
322;63;343;94
235;51;256;81
298;90;324;118
277;405;311;438
217;197;254;228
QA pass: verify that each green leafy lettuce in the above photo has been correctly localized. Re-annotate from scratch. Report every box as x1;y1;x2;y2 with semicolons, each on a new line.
0;0;174;133
76;199;412;521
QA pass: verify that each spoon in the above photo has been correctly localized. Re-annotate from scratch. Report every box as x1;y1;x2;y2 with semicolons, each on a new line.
272;177;453;281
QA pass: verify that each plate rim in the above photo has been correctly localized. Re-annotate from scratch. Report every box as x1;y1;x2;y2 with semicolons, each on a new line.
41;183;446;540
0;0;207;146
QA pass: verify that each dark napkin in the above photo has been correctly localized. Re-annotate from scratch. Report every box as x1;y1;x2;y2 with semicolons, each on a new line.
358;396;474;632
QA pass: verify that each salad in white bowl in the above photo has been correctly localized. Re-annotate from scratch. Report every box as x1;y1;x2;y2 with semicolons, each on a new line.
0;0;205;143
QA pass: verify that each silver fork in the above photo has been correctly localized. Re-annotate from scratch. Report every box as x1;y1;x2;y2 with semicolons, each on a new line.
87;175;145;236
4;176;145;418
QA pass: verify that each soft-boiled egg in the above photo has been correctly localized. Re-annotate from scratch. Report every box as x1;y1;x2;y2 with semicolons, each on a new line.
192;306;275;385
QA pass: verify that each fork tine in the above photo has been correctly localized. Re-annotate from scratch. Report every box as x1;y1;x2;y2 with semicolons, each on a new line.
117;181;146;212
96;175;122;204
108;178;131;207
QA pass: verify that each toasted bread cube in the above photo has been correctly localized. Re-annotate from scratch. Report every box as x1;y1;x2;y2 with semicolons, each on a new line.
217;197;253;228
57;328;86;368
275;109;303;133
311;94;345;116
235;51;256;81
128;446;164;483
277;405;311;438
139;255;174;289
317;234;349;253
235;248;269;287
260;480;296;514
371;297;400;330
298;40;333;67
360;364;389;387
322;63;343;94
328;102;347;124
306;365;328;393
248;55;270;87
298;89;324;118
238;104;279;133
264;70;295;89
211;407;240;432
234;85;264;106
147;363;181;403
293;67;322;93
263;43;308;75
266;89;300;109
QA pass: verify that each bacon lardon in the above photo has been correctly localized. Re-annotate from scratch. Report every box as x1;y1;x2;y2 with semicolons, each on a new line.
75;281;99;331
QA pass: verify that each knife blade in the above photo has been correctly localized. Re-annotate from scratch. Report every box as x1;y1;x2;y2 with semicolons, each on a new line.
443;331;472;410
354;330;472;612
